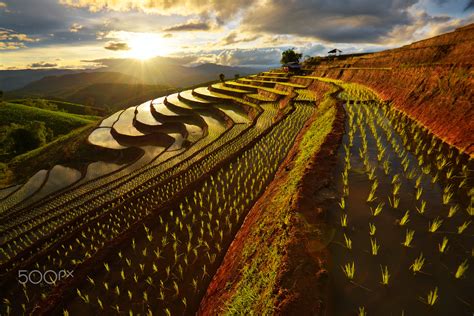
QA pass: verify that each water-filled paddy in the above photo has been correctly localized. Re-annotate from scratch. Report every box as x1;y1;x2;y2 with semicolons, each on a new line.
328;101;473;315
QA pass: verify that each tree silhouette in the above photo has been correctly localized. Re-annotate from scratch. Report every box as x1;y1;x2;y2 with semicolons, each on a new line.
219;73;225;82
280;48;302;64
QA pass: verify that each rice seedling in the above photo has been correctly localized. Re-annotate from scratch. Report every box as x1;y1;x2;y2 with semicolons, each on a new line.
369;223;376;236
392;182;401;196
457;221;471;234
415;187;423;200
402;229;415;247
454;260;469;279
344;233;352;249
438;237;449;253
410;253;425;274
443;190;454;205
370;238;380;255
389;196;400;209
339;197;346;210
358;306;366;316
341;214;348;228
428;218;443;233
341;262;355;280
367;188;377;203
416;200;426;215
380;265;390;285
370;202;384;216
421;287;439;306
399;211;410;226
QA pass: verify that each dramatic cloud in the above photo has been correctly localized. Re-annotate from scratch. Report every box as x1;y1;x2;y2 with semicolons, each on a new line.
465;0;474;10
240;0;422;43
163;20;212;32
59;0;254;19
0;27;39;50
28;61;58;68
104;41;130;51
69;23;83;33
0;2;7;8
218;32;259;46
0;41;26;50
0;28;38;42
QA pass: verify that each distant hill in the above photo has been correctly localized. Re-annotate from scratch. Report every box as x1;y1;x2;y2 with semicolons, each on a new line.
6;72;173;112
0;69;90;91
10;72;140;96
2;60;262;111
94;58;263;87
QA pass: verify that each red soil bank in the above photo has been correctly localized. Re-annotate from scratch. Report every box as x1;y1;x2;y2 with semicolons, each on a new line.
310;23;474;155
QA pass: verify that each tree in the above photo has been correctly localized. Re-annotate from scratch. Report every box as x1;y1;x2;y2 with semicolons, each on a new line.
219;73;225;82
234;74;240;80
0;90;3;101
280;48;302;64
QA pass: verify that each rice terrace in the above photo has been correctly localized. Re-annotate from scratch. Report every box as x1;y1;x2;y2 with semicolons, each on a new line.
0;1;473;315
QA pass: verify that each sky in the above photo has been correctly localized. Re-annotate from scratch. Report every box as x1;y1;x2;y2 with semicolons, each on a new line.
0;0;473;70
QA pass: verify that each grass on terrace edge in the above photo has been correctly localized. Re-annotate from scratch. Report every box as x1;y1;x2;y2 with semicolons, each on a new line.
223;94;338;315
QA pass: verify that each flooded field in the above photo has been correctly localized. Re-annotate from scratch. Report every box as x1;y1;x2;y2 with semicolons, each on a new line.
328;101;473;315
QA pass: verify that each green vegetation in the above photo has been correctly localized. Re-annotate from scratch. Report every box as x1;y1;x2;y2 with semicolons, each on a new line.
0;102;98;158
9;98;105;116
280;48;303;64
0;102;99;185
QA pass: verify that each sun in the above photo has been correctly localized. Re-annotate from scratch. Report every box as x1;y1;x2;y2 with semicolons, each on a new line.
125;33;172;60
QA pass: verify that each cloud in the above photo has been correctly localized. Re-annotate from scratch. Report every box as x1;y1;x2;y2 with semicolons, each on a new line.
104;41;130;50
218;31;259;46
196;48;284;66
59;0;254;19
0;41;26;50
424;12;474;36
240;0;422;43
465;0;474;10
0;27;39;50
162;33;173;38
0;2;6;8
163;20;212;32
0;28;39;42
28;61;58;68
69;23;84;33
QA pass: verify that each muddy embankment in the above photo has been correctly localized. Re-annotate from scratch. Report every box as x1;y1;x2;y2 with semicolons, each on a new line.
199;81;345;314
310;23;474;156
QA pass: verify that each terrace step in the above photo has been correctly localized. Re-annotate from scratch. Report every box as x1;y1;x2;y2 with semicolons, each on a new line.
179;89;213;107
237;78;276;88
224;81;259;93
209;83;253;98
244;93;275;104
255;75;288;82
192;87;233;102
134;101;188;136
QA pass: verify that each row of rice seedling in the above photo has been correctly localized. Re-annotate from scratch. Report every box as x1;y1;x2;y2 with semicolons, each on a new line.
0;99;276;296
1;114;259;268
330;79;472;315
0;97;252;256
0;101;316;315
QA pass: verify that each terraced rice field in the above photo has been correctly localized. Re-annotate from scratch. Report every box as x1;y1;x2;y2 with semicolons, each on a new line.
0;71;471;315
0;71;322;315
